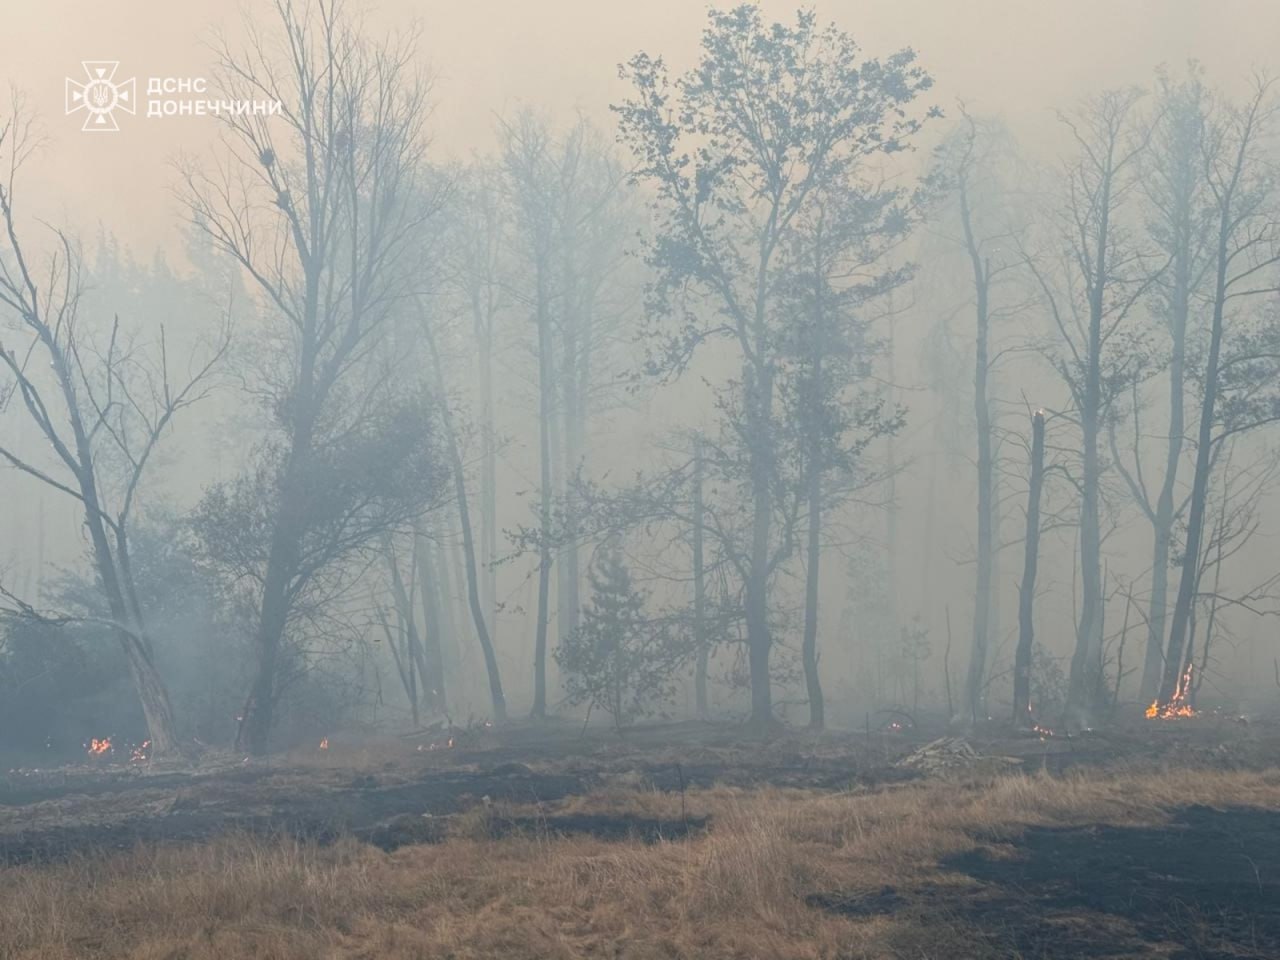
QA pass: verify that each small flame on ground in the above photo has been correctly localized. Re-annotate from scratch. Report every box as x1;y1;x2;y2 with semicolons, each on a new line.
1146;663;1196;719
318;738;329;750
1027;702;1055;739
416;736;456;752
86;737;112;756
130;740;152;763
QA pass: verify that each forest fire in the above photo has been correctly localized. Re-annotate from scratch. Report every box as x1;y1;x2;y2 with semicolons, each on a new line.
1146;664;1197;719
86;738;112;756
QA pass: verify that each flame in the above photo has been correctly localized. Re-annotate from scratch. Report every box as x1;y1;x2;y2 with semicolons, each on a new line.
87;737;112;756
1027;701;1054;739
416;736;456;752
130;740;152;763
318;738;330;750
1146;663;1197;719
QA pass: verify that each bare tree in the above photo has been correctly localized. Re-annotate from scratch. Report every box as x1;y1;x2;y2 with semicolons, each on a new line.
1025;88;1159;727
183;0;443;754
0;97;226;758
1159;77;1280;704
935;107;1025;724
1108;67;1214;704
1011;410;1046;723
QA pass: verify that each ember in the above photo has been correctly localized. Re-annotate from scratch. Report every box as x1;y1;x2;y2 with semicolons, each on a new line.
130;740;152;763
1146;663;1196;719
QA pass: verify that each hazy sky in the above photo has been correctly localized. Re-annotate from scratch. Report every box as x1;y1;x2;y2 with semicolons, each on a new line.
4;0;1278;256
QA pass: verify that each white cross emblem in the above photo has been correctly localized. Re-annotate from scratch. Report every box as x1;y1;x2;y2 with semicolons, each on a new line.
65;62;136;132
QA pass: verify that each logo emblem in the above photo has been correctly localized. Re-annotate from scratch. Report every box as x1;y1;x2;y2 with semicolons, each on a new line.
65;62;136;132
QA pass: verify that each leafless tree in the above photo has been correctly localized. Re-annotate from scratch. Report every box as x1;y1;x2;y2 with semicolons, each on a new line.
182;0;443;754
1025;88;1161;727
1160;76;1280;703
0;96;227;758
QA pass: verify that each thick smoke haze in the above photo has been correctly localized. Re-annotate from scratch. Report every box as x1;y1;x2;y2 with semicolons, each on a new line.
5;0;1277;250
2;0;1280;754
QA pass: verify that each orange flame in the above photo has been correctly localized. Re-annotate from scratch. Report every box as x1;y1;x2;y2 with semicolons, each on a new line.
87;737;112;756
318;738;330;750
1146;663;1196;719
130;740;152;763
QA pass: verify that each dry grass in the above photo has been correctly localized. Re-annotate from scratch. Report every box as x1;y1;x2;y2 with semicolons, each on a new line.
3;766;1279;959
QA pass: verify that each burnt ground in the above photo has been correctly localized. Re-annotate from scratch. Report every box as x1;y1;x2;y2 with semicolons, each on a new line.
3;714;1280;883
942;806;1280;959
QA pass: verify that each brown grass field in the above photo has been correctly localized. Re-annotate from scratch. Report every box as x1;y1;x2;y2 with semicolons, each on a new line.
2;720;1279;959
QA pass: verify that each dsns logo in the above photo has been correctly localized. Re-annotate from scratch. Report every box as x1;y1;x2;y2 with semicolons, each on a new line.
65;62;136;132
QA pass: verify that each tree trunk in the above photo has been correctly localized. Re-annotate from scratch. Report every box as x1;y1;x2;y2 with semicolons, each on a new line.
237;341;317;755
801;326;825;730
1141;216;1189;703
236;449;308;756
1066;177;1112;729
1012;410;1046;724
964;208;993;725
745;356;775;731
474;301;499;640
692;438;709;719
426;350;509;723
1161;219;1228;703
802;457;824;729
532;264;555;719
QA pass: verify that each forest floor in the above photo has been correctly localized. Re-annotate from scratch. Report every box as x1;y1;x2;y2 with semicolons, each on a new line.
2;714;1279;958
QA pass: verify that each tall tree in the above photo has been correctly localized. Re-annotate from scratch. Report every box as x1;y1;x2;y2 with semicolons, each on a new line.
1026;89;1158;727
1159;78;1280;704
184;0;443;754
499;114;633;718
0;99;226;758
935;108;1023;723
615;4;935;728
1011;410;1046;723
1110;68;1213;704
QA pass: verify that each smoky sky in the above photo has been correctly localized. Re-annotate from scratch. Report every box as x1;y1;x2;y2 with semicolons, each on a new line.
3;0;1275;253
